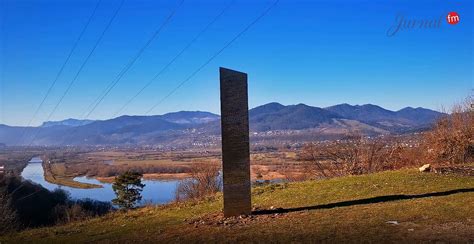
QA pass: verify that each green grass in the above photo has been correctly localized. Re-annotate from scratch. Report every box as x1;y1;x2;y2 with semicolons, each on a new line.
2;169;473;243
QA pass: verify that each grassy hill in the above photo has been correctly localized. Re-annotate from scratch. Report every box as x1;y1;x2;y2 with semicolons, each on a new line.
2;169;473;243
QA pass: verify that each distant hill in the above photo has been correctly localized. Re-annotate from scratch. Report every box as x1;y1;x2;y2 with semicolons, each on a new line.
395;107;444;125
249;102;286;117
247;103;442;135
160;111;219;125
325;104;396;122
0;104;444;146
41;119;95;127
249;103;342;131
325;104;444;129
55;115;186;145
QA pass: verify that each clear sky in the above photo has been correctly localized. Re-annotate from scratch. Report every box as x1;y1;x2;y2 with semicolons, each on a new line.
1;0;473;126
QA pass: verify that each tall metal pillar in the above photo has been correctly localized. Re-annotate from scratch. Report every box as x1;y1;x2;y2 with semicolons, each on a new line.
219;67;251;217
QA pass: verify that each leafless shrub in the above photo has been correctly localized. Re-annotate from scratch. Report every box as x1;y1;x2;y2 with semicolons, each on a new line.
253;167;264;180
298;133;407;177
52;199;112;224
284;172;312;182
175;163;222;202
53;204;89;224
424;96;474;165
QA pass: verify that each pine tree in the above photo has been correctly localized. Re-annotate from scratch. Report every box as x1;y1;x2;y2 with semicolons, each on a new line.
112;171;145;209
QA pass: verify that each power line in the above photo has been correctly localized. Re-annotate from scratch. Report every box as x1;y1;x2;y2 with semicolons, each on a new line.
27;0;125;146
16;188;42;202
81;0;184;120
111;0;235;118
145;0;280;115
47;0;125;121
17;0;102;144
10;182;27;195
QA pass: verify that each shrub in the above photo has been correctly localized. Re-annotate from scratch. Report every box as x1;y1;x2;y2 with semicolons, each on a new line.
53;199;112;224
298;133;408;178
175;163;221;202
0;191;19;234
424;96;474;165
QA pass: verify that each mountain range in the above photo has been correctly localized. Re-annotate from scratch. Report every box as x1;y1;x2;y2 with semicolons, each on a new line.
0;103;444;146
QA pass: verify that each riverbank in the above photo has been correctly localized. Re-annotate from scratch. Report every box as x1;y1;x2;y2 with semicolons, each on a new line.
34;150;300;186
94;166;289;183
43;162;102;189
21;159;180;204
3;169;473;242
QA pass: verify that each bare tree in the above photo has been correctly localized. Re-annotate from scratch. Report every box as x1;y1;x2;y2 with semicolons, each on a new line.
424;96;474;165
298;143;342;178
298;133;402;177
175;163;222;201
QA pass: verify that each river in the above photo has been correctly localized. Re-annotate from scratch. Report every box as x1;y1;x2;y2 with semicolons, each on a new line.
21;157;179;204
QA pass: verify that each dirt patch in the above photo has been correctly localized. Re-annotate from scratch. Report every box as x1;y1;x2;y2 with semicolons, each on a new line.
185;208;291;228
250;165;287;181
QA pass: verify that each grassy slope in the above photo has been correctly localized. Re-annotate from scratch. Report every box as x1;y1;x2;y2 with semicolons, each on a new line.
2;169;473;243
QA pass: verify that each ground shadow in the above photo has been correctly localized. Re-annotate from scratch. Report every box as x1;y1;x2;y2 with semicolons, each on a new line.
252;188;474;215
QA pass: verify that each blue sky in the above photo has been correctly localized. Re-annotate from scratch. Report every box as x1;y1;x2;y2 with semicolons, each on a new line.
0;0;472;126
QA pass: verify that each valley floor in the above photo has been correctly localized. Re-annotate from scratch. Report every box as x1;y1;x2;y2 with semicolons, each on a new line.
2;169;473;243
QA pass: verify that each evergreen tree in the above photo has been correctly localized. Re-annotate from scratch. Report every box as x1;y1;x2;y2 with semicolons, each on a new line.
112;171;145;209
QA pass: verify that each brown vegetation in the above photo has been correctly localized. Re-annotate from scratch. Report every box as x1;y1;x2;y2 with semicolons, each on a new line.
297;133;410;179
0;149;38;175
175;163;222;201
41;149;296;183
297;96;474;180
89;163;191;177
43;162;102;189
43;150;218;180
52;198;112;224
423;97;474;165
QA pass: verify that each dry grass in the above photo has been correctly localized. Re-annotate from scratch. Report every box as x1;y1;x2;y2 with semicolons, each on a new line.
424;96;474;165
39;149;303;183
2;169;473;243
